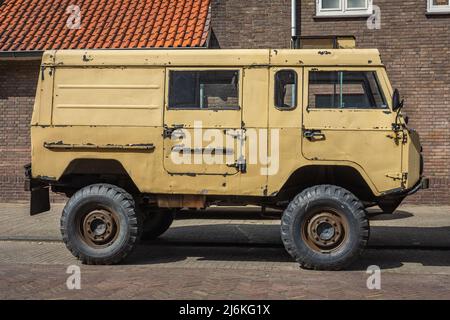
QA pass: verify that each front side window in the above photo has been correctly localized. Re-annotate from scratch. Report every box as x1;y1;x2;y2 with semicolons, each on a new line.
428;0;450;13
308;71;387;109
317;0;373;17
169;70;239;110
275;70;298;109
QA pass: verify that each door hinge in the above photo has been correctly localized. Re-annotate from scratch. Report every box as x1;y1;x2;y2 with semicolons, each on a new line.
225;128;246;140
402;131;408;144
225;129;247;173
227;156;247;173
386;131;407;145
386;172;408;185
392;123;402;132
40;66;53;81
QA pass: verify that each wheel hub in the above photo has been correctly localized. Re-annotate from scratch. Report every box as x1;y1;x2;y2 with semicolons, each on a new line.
81;209;119;247
304;211;346;251
317;222;335;241
90;218;107;236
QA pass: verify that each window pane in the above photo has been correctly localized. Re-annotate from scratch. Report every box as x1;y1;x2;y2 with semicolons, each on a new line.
308;72;340;108
169;72;197;108
322;0;340;9
275;70;297;109
309;71;386;109
169;70;239;109
347;0;366;8
433;0;449;6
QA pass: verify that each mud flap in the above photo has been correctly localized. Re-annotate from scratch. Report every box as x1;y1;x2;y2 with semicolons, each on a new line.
378;197;405;214
30;187;50;216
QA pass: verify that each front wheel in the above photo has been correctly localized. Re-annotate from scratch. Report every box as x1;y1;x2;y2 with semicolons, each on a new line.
281;185;369;270
60;184;142;265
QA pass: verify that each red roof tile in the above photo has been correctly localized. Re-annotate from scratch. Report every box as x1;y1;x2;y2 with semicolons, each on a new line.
0;0;211;52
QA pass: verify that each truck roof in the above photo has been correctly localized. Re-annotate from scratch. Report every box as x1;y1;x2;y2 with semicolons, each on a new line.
42;49;383;67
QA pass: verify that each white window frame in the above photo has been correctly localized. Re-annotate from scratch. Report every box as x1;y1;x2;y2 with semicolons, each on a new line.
316;0;373;17
427;0;450;13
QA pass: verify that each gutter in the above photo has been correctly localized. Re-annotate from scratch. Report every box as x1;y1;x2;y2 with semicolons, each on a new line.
0;46;211;61
291;0;297;48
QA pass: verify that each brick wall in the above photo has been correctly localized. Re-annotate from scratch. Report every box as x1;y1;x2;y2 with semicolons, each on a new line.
300;0;450;205
0;60;39;202
212;0;448;205
211;0;291;49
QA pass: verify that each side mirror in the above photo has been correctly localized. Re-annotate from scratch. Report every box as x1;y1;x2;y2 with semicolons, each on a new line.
392;89;404;112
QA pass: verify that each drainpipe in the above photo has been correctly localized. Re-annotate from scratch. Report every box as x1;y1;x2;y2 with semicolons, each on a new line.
291;0;297;48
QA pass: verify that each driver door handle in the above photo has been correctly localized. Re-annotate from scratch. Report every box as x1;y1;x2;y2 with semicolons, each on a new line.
303;129;326;141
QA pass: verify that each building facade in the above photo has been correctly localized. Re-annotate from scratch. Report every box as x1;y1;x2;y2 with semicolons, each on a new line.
0;0;213;202
299;0;450;205
212;0;449;205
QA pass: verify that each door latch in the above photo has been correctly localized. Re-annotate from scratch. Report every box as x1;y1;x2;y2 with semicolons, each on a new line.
163;124;184;139
303;129;325;141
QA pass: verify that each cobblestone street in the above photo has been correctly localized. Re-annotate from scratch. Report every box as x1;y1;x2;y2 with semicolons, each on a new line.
0;204;449;299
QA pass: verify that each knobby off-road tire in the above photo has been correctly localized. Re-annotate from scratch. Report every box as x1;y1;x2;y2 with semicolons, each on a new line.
61;184;142;265
281;185;369;271
141;209;176;240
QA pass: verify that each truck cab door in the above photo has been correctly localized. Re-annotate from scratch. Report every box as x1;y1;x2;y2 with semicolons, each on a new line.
301;67;403;193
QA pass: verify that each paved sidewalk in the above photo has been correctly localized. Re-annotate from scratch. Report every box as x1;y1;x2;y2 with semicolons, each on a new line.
0;203;449;299
1;256;449;299
0;203;449;248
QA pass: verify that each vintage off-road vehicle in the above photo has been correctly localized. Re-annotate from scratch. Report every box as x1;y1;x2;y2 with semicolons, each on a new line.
26;49;428;270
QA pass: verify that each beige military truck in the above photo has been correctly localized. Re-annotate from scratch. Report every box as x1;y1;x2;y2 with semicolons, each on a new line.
25;49;428;270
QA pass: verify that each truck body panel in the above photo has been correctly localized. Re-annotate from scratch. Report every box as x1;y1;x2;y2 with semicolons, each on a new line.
30;49;423;203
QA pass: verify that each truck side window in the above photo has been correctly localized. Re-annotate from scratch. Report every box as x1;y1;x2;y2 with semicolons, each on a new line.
275;70;297;109
308;71;387;109
169;70;239;110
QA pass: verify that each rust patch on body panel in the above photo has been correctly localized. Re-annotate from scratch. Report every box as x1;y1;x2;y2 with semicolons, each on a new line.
157;195;206;209
44;141;155;152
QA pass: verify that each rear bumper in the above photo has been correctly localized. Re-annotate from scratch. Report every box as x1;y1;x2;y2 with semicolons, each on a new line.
407;177;430;196
381;177;430;199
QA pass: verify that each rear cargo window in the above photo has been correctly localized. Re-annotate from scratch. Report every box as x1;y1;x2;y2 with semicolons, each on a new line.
169;70;240;110
308;71;387;109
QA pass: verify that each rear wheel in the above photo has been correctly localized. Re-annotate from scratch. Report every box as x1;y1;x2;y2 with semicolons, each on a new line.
141;209;176;240
281;185;369;270
61;184;142;265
